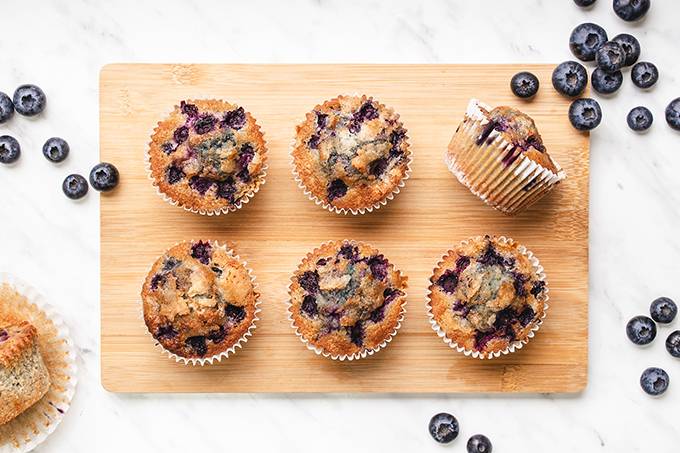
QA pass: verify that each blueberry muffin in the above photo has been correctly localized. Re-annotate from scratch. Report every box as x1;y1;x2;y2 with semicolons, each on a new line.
289;240;407;359
292;95;411;214
141;240;259;362
446;99;566;215
428;235;548;359
148;100;267;215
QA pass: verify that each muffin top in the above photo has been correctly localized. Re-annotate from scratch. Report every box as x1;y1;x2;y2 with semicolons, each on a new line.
148;99;267;213
292;95;410;211
289;240;407;357
0;319;38;367
141;240;258;359
428;236;547;357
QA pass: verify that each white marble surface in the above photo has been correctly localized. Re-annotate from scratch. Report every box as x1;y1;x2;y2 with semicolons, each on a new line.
1;0;679;451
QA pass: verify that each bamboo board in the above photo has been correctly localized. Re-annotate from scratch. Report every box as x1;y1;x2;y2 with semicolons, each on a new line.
100;64;589;393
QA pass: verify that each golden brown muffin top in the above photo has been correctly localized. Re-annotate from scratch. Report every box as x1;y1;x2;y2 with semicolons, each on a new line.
0;320;38;367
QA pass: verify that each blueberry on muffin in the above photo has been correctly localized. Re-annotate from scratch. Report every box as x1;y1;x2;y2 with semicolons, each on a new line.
292;95;411;214
289;240;407;359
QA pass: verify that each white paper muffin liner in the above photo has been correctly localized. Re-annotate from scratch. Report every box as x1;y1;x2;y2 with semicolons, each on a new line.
139;240;261;366
426;236;549;360
290;94;412;215
286;239;407;361
0;273;78;453
146;99;268;216
445;99;566;215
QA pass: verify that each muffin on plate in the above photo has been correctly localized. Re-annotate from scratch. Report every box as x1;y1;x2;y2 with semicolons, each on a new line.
288;240;408;360
141;240;259;364
292;95;411;214
445;99;566;215
148;99;267;215
427;235;548;359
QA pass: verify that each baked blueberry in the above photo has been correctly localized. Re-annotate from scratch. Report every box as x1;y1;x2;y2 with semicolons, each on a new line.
595;41;625;73
510;72;539;99
62;174;89;200
626;315;657;345
631;62;658;89
12;84;46;116
611;33;641;66
552;61;588;97
650;297;677;323
467;434;493;453
569;23;608;62
568;98;602;131
428;413;459;444
89;162;119;192
591;68;623;95
0;135;21;164
42;137;70;163
666;331;680;358
0;91;14;123
613;0;650;21
640;367;669;396
627;107;653;131
666;98;680;131
574;0;597;6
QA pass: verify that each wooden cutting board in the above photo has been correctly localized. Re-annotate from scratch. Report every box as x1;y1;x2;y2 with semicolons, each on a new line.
100;64;589;393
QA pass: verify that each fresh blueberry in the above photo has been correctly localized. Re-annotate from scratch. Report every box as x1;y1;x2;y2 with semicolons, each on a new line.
666;331;680;358
568;98;602;131
510;72;539;99
89;162;119;191
0;135;21;164
631;62;658;89
611;33;641;66
650;297;677;323
569;23;608;62
0;92;14;123
626;315;657;345
552;61;588;97
591;68;623;95
12;84;46;116
596;41;625;73
428;413;459;444
62;174;89;200
42;137;70;163
574;0;597;6
640;367;669;396
467;434;493;453
666;98;680;131
627;107;653;132
613;0;650;22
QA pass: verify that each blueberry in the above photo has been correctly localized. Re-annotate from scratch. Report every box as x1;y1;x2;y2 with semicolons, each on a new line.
348;322;364;346
42;137;70;163
591;68;623;95
613;0;650;21
627;107;653;132
367;255;388;280
89;162;119;191
650;297;677;323
595;41;625;73
631;62;658;89
185;336;208;356
62;174;89;200
166;165;185;184
568;98;602;131
0;92;14;123
552;61;588;97
298;270;320;294
194;113;216;134
611;33;641;66
301;295;318;317
12;84;46;116
510;72;539;99
437;270;459;294
640;367;669;396
626;315;657;345
665;98;680;131
574;0;597;6
666;331;680;358
569;23;608;62
0;135;21;164
225;304;246;323
190;240;212;264
222;107;246;130
428;413;459;444
327;178;348;202
467;434;493;453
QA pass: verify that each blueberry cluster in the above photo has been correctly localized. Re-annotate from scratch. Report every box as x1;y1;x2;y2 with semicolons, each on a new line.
0;83;120;199
428;412;493;452
626;297;678;396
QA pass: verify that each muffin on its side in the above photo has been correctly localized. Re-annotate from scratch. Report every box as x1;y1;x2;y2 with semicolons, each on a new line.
292;95;411;214
289;240;407;359
427;235;548;359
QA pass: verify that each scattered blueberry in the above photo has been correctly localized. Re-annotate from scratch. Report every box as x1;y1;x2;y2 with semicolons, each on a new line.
42;137;69;163
631;62;658;89
574;0;597;6
591;68;623;95
89;162;119;192
0;135;21;164
0;92;14;123
569;23;608;62
611;33;641;66
62;174;89;200
627;107;653;132
640;367;669;396
666;331;680;358
650;297;677;324
626;315;657;345
510;72;539;99
552;61;588;97
666;98;680;131
595;41;625;73
467;434;493;453
613;0;650;22
568;98;602;131
428;413;459;444
12;84;46;116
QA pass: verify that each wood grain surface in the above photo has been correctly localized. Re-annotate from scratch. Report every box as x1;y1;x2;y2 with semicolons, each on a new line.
100;64;589;393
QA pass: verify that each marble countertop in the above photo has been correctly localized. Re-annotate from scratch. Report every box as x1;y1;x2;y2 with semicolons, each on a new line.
1;0;678;451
